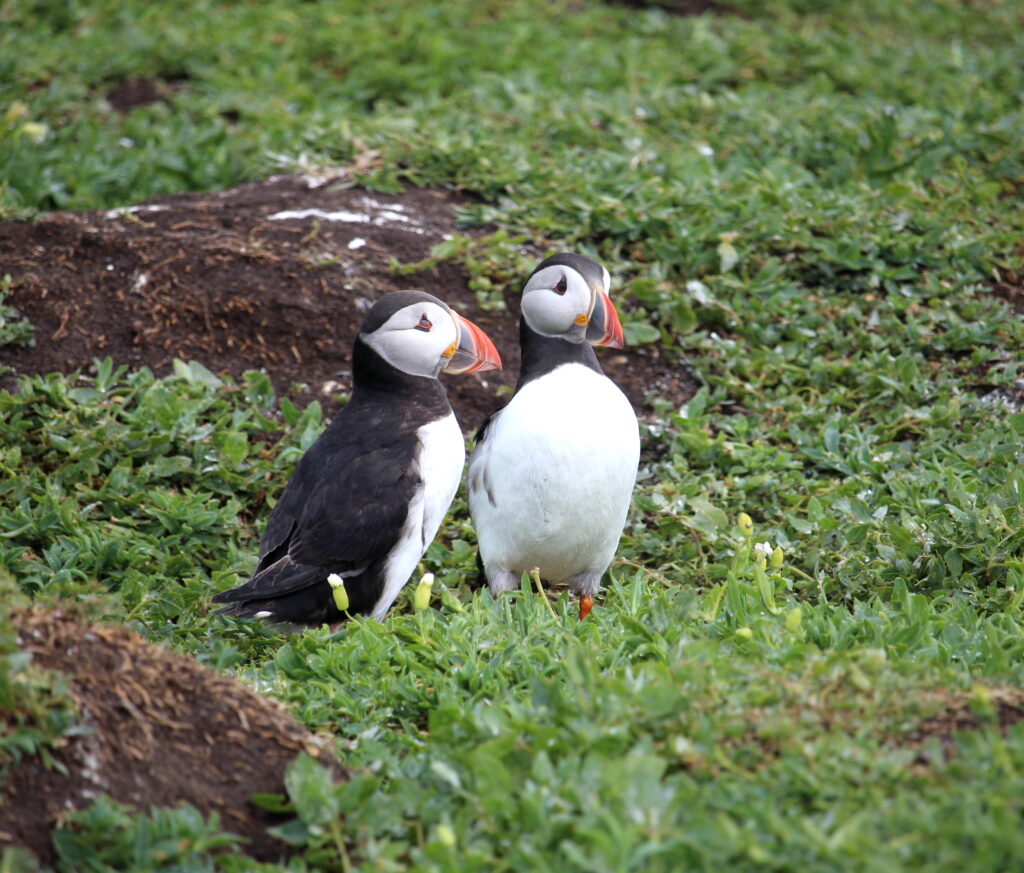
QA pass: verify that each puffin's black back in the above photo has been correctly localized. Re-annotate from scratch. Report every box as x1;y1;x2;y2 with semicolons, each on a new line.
213;334;453;623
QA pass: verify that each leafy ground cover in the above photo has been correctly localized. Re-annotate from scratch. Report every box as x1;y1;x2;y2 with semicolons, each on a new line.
2;0;1024;870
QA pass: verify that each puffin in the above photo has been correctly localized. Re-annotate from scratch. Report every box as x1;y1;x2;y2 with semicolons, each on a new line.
213;290;501;625
468;253;640;619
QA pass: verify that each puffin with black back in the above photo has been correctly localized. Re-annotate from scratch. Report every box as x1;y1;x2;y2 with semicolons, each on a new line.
213;290;501;625
468;253;640;619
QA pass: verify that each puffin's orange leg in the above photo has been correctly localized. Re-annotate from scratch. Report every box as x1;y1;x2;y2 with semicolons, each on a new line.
579;594;594;620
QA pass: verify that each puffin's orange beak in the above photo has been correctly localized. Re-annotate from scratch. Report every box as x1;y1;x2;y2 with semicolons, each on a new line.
445;312;502;374
586;286;624;349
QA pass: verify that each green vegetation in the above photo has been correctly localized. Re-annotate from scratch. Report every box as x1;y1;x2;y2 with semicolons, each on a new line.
2;0;1023;870
0;606;78;776
50;798;246;873
0;279;34;349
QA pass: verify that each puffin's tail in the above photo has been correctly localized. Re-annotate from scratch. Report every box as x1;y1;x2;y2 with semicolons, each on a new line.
211;573;364;626
211;594;344;628
212;600;271;620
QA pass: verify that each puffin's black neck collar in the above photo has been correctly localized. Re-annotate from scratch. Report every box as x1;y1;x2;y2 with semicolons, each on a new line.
516;318;603;391
350;338;451;415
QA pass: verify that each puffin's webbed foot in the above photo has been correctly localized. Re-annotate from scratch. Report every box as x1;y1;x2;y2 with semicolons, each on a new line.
566;570;602;621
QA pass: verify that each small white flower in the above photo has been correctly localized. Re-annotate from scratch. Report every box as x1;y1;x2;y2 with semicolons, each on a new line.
717;233;739;273
697;143;714;157
753;541;773;562
685;279;711;303
18;121;48;143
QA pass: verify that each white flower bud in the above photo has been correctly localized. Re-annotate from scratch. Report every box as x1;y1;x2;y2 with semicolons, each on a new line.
413;572;435;611
327;573;349;611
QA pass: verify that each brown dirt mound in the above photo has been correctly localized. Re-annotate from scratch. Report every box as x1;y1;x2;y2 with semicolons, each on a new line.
0;607;343;866
900;686;1024;765
0;175;696;429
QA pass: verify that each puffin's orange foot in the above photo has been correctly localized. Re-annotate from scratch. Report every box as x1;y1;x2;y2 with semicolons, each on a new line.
579;594;594;620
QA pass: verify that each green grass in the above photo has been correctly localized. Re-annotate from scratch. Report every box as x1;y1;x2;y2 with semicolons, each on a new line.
2;0;1024;870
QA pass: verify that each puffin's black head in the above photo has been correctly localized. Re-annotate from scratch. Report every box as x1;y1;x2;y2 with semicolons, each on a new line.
358;290;501;380
521;253;623;348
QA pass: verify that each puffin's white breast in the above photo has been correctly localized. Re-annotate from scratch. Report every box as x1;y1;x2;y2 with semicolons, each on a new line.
373;412;465;619
469;364;639;582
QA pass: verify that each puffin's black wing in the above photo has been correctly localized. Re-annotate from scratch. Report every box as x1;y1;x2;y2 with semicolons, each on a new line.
213;425;420;604
289;438;418;569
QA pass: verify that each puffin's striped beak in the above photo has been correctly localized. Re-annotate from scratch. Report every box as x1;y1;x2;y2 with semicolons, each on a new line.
586;286;625;349
445;312;502;374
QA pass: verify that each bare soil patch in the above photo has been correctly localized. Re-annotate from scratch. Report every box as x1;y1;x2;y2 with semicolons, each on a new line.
103;75;183;114
899;686;1024;765
0;175;696;429
0;607;343;866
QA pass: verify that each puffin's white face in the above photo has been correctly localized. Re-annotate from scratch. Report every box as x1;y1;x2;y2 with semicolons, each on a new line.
362;300;460;379
521;264;613;340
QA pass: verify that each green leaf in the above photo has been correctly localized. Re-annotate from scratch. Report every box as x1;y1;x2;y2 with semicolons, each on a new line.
622;321;661;345
283;753;340;833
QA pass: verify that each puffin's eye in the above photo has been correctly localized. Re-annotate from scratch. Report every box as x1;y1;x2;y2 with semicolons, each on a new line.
415;315;433;332
554;276;568;295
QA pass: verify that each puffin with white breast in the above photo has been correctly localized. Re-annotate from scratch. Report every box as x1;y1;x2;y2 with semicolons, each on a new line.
213;290;501;625
468;253;640;619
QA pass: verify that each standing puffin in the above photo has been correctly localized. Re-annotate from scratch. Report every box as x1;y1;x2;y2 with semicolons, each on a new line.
213;290;501;625
468;253;640;619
